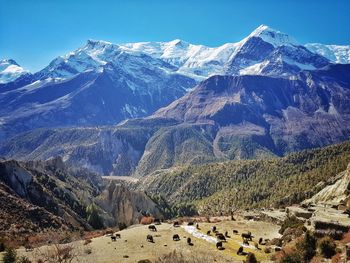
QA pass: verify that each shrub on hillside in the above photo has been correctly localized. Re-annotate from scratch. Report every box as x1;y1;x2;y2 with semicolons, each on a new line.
140;216;154;225
86;203;104;229
118;222;127;231
155;250;213;263
3;247;17;263
318;236;336;258
279;215;304;235
0;240;6;252
245;252;258;263
17;256;32;263
296;231;316;262
279;251;302;263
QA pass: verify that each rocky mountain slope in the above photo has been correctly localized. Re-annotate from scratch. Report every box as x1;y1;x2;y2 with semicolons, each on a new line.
0;158;99;233
0;158;161;239
0;25;340;140
1;64;350;176
0;50;195;140
138;64;350;175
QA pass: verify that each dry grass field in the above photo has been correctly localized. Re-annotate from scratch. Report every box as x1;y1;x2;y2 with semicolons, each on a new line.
4;218;281;263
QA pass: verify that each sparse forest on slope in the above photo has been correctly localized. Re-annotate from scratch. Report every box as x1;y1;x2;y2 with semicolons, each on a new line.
140;141;350;215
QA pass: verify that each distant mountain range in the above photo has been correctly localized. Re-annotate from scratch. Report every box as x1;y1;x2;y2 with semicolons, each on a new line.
0;25;349;140
0;25;349;176
1;63;350;176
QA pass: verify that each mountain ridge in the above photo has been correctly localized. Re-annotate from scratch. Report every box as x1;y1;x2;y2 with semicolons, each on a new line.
1;64;350;176
0;25;341;140
2;25;349;85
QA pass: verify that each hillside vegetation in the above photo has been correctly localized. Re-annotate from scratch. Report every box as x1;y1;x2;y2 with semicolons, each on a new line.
140;140;350;215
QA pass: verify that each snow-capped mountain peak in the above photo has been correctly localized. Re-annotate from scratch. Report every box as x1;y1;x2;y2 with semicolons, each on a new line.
0;59;30;84
246;24;298;47
7;24;346;84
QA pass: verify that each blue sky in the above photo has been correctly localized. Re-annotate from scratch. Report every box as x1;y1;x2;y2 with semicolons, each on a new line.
1;0;350;72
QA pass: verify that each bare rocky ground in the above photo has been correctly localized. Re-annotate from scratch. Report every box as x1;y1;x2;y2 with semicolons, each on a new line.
1;219;281;263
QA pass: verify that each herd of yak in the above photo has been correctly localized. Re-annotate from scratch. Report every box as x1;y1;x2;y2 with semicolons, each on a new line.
107;220;274;256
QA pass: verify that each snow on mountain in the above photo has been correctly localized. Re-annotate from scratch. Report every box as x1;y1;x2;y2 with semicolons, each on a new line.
120;39;240;79
246;24;298;47
0;48;196;139
2;25;344;85
121;25;329;78
25;25;334;83
305;43;350;64
0;59;30;84
35;39;182;82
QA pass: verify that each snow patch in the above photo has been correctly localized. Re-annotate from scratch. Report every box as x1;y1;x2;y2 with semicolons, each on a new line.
181;226;217;244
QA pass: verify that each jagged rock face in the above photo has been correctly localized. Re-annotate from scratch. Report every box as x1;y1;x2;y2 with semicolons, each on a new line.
0;184;68;233
0;158;163;236
304;163;350;207
96;182;161;226
0;159;100;232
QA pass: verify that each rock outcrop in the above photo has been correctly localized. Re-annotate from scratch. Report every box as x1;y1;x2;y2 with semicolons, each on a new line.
304;163;350;207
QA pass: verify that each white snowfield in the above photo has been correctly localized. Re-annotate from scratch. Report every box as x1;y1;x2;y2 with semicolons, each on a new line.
181;225;218;244
305;43;350;64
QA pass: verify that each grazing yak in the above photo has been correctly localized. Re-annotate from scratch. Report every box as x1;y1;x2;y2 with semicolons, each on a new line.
115;233;121;239
188;221;194;226
216;233;226;242
216;241;223;250
148;225;157;232
207;230;211;235
225;231;229;238
196;223;200;229
187;237;193;245
237;246;244;255
154;218;161;225
173;234;180;241
233;230;239;234
212;226;217;232
146;234;154;243
241;231;253;241
254;242;261;250
173;221;180;227
242;237;249;246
